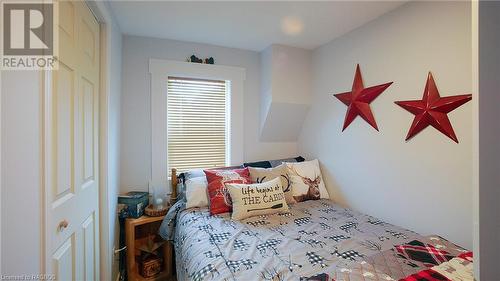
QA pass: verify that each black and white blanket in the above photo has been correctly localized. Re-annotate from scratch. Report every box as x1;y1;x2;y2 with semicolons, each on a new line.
160;199;471;281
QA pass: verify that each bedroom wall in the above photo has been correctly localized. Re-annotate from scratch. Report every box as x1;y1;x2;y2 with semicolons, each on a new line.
298;1;473;249
477;1;500;279
107;22;123;281
88;1;124;280
120;36;297;191
1;70;42;275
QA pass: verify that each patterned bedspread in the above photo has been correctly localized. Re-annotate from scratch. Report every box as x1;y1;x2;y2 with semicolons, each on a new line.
169;199;472;281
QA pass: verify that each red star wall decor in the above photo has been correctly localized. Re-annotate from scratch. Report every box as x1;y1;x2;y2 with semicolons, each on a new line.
334;64;393;131
395;72;472;143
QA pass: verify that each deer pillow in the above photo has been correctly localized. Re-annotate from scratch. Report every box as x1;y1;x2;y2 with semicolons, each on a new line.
285;159;329;202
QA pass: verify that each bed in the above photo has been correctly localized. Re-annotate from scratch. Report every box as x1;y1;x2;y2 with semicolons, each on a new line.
160;168;473;281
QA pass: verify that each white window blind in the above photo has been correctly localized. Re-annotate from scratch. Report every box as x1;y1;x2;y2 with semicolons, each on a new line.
167;76;229;172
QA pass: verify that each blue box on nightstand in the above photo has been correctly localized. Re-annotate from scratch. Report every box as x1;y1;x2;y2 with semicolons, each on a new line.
118;191;149;218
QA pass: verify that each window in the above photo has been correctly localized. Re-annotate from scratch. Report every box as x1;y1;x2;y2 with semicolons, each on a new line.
167;76;230;172
149;59;244;189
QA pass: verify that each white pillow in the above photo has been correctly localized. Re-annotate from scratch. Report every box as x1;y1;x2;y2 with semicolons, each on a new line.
285;159;329;202
248;164;296;204
226;177;289;220
185;176;209;209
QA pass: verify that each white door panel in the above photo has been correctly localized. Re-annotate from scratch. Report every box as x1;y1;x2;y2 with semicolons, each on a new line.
82;214;96;281
82;78;95;184
54;62;75;200
52;237;75;281
45;2;100;280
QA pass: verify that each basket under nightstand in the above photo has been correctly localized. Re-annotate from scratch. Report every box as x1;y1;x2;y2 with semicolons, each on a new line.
125;215;175;281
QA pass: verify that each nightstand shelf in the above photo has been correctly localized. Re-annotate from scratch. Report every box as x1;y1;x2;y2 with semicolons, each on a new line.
125;215;175;281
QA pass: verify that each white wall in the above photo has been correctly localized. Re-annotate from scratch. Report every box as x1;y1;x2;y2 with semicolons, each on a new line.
477;1;500;279
107;22;122;281
298;1;473;249
89;1;124;280
86;2;123;280
1;71;42;275
120;36;297;192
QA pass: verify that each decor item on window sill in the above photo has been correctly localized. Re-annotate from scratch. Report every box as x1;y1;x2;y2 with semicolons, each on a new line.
189;55;203;63
395;72;472;143
187;54;215;64
204;57;215;64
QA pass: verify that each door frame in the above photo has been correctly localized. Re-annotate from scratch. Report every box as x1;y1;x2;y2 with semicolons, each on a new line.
41;1;113;280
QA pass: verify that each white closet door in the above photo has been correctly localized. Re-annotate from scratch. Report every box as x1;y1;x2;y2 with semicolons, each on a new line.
44;1;100;280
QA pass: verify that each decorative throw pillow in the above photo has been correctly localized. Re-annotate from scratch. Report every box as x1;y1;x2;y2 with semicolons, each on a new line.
204;167;251;215
185;176;209;209
285;159;329;202
248;164;296;204
226;177;289;220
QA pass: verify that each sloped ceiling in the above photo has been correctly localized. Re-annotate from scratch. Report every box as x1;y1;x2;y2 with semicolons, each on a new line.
260;45;312;142
260;102;310;142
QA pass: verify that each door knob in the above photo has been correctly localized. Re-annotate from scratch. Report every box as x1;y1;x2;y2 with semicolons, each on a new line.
58;220;69;232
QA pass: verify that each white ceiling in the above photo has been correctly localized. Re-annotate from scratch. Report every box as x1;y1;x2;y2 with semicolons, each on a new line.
109;1;405;51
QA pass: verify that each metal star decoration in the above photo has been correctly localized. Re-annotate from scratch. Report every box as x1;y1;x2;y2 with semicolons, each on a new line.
334;64;393;131
395;72;472;143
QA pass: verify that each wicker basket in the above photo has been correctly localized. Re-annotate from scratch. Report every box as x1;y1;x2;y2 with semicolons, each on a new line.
138;254;163;278
144;204;168;217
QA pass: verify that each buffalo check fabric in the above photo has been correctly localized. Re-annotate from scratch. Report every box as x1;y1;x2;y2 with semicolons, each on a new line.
189;264;219;281
303;273;330;281
306;252;328;268
395;240;455;266
208;232;231;244
400;269;450;281
225;259;258;273
166;199;472;281
399;252;473;281
232;239;249;251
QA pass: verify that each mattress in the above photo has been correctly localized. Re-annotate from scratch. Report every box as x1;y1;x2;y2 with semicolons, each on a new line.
164;199;472;281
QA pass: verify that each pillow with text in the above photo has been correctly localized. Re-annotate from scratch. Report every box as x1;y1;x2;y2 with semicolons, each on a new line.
226;177;289;220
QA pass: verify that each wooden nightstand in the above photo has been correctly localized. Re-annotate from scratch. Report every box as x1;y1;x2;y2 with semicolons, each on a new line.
125;215;175;281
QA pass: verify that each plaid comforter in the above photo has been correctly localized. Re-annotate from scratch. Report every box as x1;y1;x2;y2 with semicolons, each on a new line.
162;199;472;281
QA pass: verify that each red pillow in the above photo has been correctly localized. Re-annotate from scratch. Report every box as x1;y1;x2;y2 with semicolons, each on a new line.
204;167;251;215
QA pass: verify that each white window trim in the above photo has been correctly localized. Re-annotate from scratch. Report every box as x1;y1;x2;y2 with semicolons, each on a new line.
149;59;246;193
